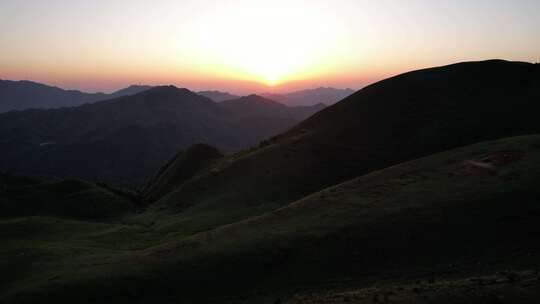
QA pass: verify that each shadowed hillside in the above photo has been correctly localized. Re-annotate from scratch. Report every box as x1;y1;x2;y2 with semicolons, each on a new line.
145;60;540;234
142;144;223;203
3;134;540;303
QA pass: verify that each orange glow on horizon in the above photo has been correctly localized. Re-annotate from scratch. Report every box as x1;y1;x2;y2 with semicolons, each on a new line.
1;0;539;94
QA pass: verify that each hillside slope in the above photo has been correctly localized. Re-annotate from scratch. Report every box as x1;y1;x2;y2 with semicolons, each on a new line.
3;134;540;303
141;144;223;203
147;60;540;233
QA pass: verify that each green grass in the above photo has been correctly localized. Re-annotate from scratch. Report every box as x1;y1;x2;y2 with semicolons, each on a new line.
288;270;540;304
2;134;540;303
0;176;134;220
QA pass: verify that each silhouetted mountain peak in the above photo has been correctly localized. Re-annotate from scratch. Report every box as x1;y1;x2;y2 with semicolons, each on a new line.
0;79;109;112
311;102;327;109
197;90;240;102
146;85;180;92
260;87;355;106
125;84;151;90
141;86;199;98
231;94;285;106
109;85;153;98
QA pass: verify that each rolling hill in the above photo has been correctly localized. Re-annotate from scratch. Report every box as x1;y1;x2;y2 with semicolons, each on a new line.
141;143;223;203
2;134;540;303
0;173;135;220
141;60;540;236
0;87;324;185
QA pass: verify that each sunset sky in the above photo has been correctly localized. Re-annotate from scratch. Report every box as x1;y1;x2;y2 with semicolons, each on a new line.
1;0;539;94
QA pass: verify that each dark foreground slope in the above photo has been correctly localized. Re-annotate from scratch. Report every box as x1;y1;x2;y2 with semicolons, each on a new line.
3;134;540;303
0;87;322;185
145;60;540;234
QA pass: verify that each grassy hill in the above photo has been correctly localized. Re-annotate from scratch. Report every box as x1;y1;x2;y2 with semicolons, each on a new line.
2;134;540;303
141;143;223;203
0;174;135;220
141;60;540;235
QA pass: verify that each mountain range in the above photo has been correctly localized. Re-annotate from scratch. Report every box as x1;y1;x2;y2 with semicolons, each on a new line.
261;86;355;106
2;60;540;304
197;90;240;102
199;87;355;106
0;80;153;113
0;80;350;113
0;87;324;185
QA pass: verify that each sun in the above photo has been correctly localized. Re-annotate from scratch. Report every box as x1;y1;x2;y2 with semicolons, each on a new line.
265;74;278;86
259;65;284;86
186;0;348;86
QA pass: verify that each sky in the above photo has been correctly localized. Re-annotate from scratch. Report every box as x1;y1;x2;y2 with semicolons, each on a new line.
1;0;539;94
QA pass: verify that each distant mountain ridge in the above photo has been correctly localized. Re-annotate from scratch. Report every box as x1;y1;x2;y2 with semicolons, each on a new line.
221;94;325;119
0;86;324;185
261;87;355;106
0;80;107;112
199;88;354;106
0;79;350;112
197;90;240;102
108;85;153;99
0;80;153;113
